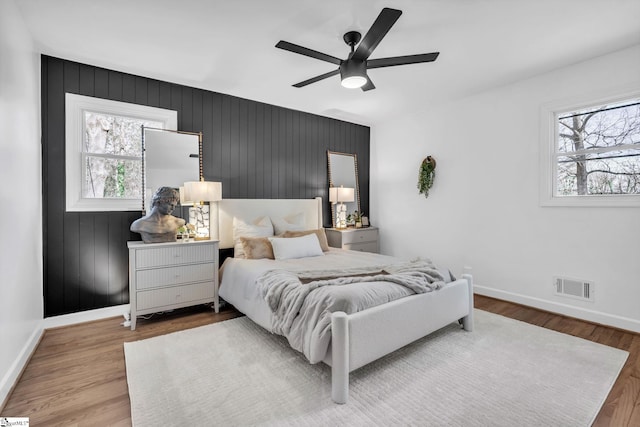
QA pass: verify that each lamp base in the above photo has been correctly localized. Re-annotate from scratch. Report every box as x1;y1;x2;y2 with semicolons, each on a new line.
336;202;348;229
189;204;210;240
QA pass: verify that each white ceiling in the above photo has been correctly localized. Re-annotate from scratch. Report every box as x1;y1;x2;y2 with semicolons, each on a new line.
16;0;640;126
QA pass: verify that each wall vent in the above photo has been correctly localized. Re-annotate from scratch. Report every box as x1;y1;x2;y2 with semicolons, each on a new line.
554;276;594;302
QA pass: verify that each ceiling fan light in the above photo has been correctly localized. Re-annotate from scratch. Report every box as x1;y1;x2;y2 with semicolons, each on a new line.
340;59;367;89
341;75;367;89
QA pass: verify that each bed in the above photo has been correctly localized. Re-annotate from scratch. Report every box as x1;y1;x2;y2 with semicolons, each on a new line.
218;197;474;404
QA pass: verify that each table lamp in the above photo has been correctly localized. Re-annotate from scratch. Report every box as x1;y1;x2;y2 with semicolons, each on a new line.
183;181;222;240
329;185;354;229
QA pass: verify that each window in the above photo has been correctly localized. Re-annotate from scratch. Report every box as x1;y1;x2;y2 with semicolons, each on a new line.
540;87;640;207
66;94;177;211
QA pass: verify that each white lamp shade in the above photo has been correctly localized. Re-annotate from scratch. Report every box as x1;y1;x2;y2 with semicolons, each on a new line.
329;186;354;203
179;186;194;206
329;187;338;203
336;187;354;203
183;181;222;203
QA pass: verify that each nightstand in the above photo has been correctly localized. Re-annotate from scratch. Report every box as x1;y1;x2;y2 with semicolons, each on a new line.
325;227;379;253
127;239;219;330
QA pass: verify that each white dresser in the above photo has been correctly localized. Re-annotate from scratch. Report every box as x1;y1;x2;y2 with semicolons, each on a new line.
127;240;219;330
325;227;379;253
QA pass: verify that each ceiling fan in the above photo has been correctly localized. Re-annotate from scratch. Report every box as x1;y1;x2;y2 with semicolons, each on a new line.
275;7;439;91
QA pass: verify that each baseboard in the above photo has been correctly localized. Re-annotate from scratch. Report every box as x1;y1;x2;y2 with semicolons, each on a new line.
43;304;130;329
474;285;640;334
0;325;43;412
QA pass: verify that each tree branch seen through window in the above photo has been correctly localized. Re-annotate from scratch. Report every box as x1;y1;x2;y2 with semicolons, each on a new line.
555;100;640;196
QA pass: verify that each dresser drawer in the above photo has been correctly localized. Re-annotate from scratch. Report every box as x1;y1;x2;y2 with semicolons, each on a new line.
340;228;378;244
135;244;215;268
136;282;214;311
344;241;379;253
136;263;215;290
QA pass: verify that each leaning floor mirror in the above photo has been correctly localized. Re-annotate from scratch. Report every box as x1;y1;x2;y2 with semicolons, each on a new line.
327;150;361;228
142;127;201;213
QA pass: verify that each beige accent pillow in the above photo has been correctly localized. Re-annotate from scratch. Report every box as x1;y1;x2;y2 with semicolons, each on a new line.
281;229;330;252
233;216;273;258
240;236;274;260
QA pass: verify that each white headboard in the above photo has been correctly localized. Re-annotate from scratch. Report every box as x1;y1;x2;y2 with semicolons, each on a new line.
218;197;323;249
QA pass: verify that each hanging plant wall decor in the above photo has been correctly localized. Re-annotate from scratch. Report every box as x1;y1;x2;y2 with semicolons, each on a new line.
417;156;436;198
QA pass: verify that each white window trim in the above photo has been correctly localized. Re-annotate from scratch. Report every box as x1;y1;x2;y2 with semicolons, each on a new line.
539;84;640;208
65;93;178;212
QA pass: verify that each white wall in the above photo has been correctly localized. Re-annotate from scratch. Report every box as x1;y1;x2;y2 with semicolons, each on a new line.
371;45;640;332
0;0;44;406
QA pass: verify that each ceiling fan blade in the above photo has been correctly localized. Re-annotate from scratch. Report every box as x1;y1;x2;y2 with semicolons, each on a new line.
292;69;340;88
361;77;375;92
352;8;402;61
276;41;342;65
367;52;439;69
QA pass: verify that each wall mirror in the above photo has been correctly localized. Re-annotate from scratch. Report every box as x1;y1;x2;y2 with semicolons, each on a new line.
327;150;360;227
143;127;201;212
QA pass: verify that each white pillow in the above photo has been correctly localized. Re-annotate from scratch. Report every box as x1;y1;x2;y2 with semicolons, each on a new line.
233;216;273;258
271;212;306;235
268;233;323;260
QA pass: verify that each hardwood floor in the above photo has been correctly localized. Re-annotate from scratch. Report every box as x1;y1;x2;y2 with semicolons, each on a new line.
2;296;639;426
0;305;242;426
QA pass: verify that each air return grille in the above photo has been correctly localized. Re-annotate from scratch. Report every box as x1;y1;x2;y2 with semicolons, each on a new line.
554;277;594;302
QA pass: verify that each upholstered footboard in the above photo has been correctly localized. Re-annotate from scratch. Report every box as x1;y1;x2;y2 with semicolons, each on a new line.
326;274;474;404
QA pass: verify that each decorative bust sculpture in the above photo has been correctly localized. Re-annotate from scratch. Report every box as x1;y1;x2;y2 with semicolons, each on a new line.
130;187;185;243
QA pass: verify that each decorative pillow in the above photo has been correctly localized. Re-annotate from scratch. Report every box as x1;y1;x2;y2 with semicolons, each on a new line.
233;216;273;258
271;212;306;235
268;233;324;260
240;236;274;260
281;229;330;252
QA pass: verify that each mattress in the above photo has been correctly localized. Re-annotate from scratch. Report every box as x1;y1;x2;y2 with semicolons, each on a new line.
219;249;402;328
219;249;453;362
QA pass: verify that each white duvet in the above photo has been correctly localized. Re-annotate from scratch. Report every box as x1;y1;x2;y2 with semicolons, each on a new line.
219;249;446;363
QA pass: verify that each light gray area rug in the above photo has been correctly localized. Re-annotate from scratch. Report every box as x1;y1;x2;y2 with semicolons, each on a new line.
124;310;627;427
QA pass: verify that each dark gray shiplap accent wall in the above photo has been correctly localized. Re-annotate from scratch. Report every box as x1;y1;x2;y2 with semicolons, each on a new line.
41;56;370;317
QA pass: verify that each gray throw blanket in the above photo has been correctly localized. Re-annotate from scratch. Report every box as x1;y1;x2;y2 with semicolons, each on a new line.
257;259;445;340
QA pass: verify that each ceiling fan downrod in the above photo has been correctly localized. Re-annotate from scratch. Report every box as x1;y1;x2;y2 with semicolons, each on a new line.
343;31;362;54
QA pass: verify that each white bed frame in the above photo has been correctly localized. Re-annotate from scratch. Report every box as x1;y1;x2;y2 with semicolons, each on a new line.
218;197;474;404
